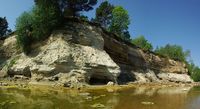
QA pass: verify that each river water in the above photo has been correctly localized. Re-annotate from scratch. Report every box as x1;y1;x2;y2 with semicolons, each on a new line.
0;86;200;109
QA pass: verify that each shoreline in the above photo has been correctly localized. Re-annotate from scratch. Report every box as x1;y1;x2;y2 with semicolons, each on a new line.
0;79;199;92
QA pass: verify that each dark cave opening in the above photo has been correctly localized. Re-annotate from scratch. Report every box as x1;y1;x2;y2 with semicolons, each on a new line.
89;74;112;85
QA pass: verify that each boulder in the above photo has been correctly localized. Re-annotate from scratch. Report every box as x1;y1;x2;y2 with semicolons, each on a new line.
157;73;193;83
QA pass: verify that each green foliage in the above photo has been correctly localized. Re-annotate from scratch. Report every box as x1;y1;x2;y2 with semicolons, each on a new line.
187;62;195;75
191;68;200;82
109;6;130;40
15;12;33;53
187;62;200;82
0;17;11;38
64;0;98;16
31;1;62;41
123;31;131;41
16;0;62;54
155;44;190;62
95;1;114;28
80;15;89;21
131;36;153;51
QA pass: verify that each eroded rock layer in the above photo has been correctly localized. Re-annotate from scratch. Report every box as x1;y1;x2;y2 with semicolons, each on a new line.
0;19;193;87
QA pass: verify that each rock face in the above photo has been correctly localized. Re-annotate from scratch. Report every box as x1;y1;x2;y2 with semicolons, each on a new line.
0;19;193;86
157;73;193;83
103;30;189;83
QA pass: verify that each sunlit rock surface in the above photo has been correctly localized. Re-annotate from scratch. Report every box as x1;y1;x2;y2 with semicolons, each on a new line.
0;19;193;86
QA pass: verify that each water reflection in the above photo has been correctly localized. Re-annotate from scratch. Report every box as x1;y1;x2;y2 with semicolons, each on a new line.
0;86;200;109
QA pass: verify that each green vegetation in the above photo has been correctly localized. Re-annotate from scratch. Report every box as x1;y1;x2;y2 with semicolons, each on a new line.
31;0;62;41
131;36;153;51
155;44;190;62
64;0;98;16
16;0;98;54
109;6;131;41
187;62;200;82
13;1;200;81
0;17;11;38
95;1;114;28
95;2;131;41
191;68;200;82
15;12;33;53
16;0;62;53
80;15;89;21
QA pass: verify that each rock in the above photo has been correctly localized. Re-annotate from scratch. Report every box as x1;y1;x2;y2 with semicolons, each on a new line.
107;81;114;86
13;75;29;80
3;28;120;86
157;73;193;83
90;103;105;108
79;92;90;96
93;96;101;100
107;88;114;93
0;82;8;86
0;67;8;78
146;70;160;82
0;19;191;86
133;72;150;83
141;101;154;105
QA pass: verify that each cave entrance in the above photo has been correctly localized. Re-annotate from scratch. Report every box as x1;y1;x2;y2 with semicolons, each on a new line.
89;74;112;85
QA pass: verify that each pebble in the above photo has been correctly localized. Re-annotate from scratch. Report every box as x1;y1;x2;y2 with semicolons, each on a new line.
90;103;105;108
141;101;154;105
0;82;8;86
107;88;114;93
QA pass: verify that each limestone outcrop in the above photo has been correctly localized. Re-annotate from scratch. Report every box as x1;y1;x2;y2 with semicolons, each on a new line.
0;19;193;87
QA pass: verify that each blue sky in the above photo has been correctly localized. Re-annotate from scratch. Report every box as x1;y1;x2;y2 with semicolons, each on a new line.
0;0;200;66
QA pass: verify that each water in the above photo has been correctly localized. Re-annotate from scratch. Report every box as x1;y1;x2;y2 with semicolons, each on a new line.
0;86;200;109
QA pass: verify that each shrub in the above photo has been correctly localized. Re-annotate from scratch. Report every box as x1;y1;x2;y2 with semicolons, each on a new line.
15;12;33;53
191;69;200;82
131;36;153;51
16;0;62;54
187;62;200;82
31;0;62;41
155;44;190;62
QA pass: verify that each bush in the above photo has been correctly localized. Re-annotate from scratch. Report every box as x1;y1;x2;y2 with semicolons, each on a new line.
15;12;33;53
191;69;200;82
187;62;200;82
131;36;153;51
31;3;62;41
155;44;190;62
16;0;62;54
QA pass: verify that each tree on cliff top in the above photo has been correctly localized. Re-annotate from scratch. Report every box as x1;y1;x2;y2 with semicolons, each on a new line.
0;17;11;38
109;6;131;40
35;0;98;17
64;0;98;16
95;1;114;28
131;36;153;51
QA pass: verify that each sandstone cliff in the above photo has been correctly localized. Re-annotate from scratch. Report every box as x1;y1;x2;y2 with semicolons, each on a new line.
0;19;193;87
